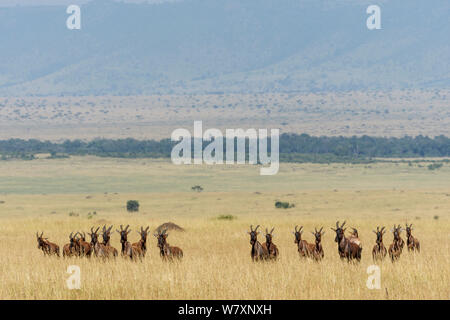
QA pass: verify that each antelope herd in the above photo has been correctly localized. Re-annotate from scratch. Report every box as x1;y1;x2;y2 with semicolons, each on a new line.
36;225;183;261
248;221;419;263
36;221;420;263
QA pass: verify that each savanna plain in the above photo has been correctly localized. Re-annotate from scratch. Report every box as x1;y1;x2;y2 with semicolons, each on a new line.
0;157;449;299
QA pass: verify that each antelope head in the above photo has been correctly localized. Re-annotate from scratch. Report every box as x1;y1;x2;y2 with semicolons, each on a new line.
247;225;260;245
265;227;275;245
312;227;325;243
331;220;346;243
36;231;47;249
88;226;100;246
373;226;386;244
77;231;87;242
154;228;168;249
69;232;78;247
293;225;303;244
350;227;359;238
102;225;114;244
391;224;402;241
405;223;413;237
116;225;131;244
137;226;150;244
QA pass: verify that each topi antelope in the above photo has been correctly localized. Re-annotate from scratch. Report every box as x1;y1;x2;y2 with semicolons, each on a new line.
63;232;80;257
388;225;404;262
310;227;325;261
36;232;60;257
101;225;118;257
263;227;279;260
349;227;362;248
132;226;150;258
293;226;309;258
117;225;137;259
155;229;183;261
331;221;361;262
405;223;420;252
372;226;387;261
88;227;111;258
77;231;92;257
248;225;269;261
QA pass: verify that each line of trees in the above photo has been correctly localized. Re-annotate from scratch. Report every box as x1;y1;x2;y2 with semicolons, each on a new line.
0;134;449;162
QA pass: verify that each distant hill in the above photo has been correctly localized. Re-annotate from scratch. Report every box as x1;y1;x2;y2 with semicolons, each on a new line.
0;0;449;96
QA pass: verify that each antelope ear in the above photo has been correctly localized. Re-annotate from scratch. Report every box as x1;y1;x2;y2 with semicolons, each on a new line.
321;231;325;236
330;228;336;231
373;230;376;234
311;232;315;236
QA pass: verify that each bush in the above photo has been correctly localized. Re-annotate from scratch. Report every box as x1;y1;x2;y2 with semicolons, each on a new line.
127;200;140;212
217;214;236;220
275;201;295;209
428;163;443;170
191;185;204;192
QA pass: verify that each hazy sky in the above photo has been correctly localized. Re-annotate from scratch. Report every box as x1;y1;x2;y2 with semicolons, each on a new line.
0;0;179;7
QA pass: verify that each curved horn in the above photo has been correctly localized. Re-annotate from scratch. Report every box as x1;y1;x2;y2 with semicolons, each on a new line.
341;221;346;228
250;225;253;232
270;227;274;234
254;225;260;231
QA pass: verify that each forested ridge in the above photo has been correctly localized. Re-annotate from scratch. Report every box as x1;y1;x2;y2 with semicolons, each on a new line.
1;134;449;163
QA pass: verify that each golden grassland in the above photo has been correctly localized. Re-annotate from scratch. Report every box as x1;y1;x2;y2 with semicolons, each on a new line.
0;157;449;299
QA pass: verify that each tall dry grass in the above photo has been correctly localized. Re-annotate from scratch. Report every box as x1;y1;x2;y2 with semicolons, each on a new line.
0;159;449;299
0;213;448;299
